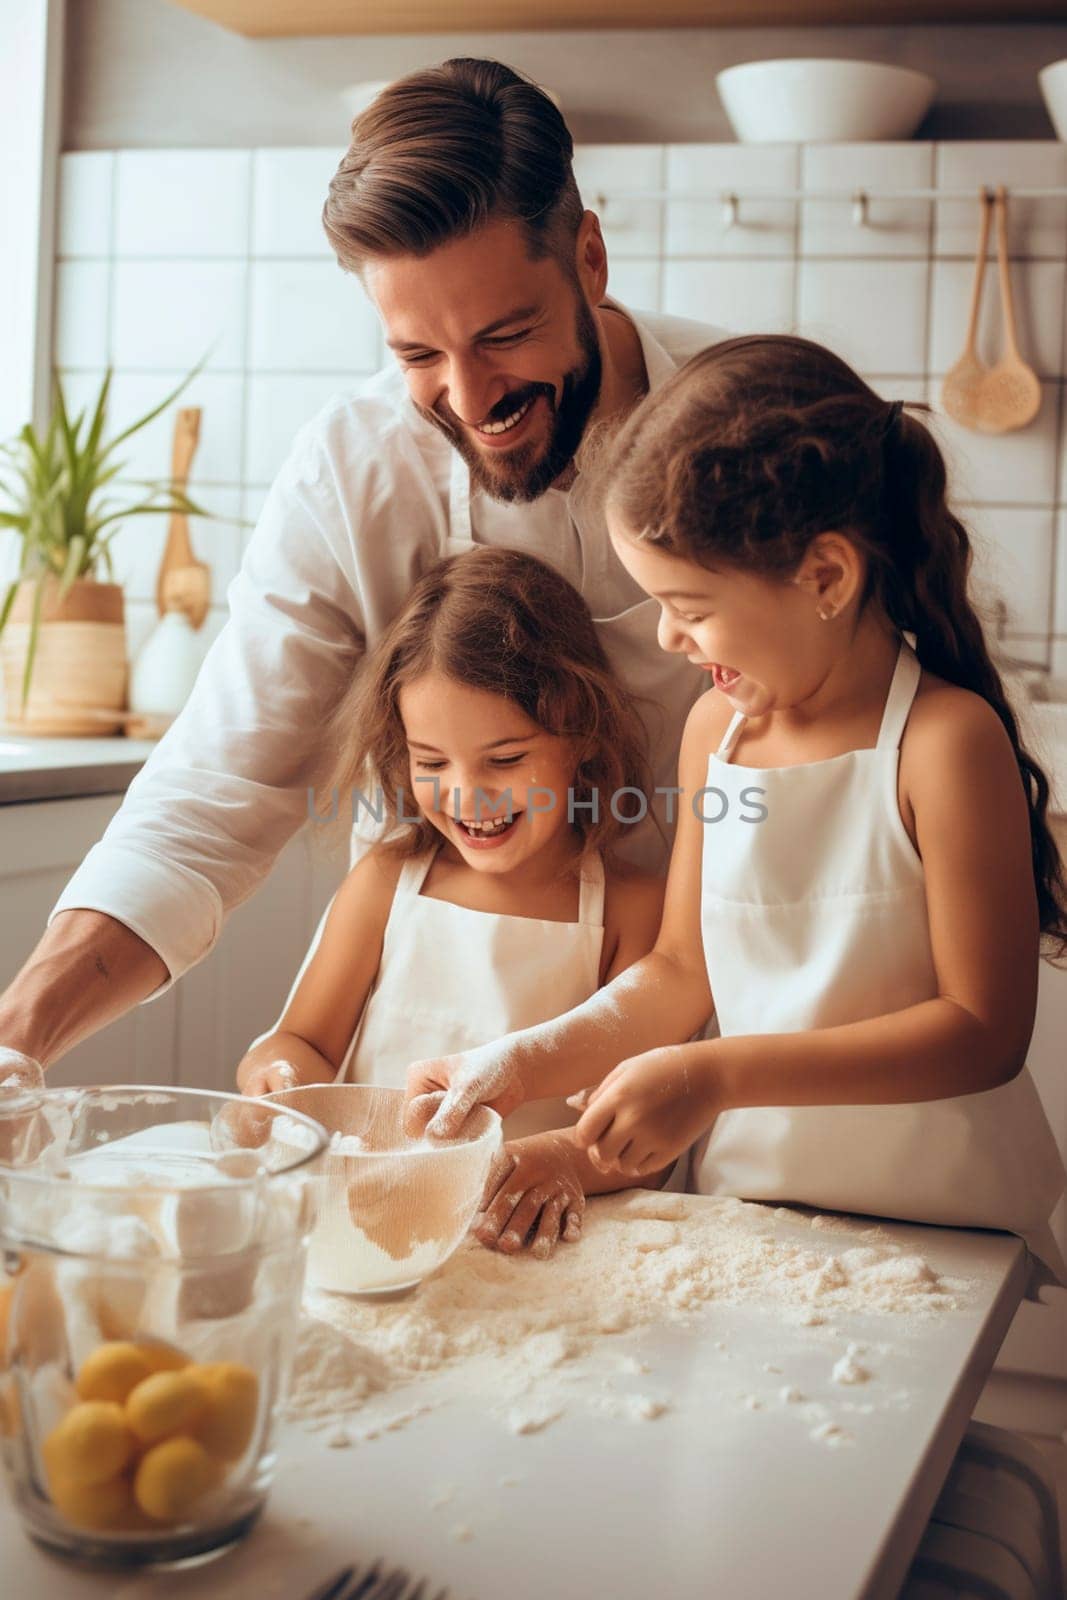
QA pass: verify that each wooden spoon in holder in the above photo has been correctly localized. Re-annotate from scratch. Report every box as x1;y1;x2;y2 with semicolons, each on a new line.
156;407;211;627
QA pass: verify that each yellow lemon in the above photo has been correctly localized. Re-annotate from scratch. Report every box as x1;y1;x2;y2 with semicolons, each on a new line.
0;1376;21;1438
0;1281;13;1356
76;1342;156;1405
137;1339;189;1374
193;1362;259;1462
42;1401;134;1487
47;1470;137;1532
133;1436;222;1524
126;1369;208;1445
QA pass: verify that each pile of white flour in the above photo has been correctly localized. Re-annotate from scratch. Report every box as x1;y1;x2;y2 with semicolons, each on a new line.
286;1190;970;1444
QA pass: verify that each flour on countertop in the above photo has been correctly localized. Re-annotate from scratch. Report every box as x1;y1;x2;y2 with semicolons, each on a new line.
286;1190;970;1444
832;1343;873;1386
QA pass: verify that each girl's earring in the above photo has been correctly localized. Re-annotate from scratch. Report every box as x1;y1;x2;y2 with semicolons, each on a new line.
817;607;835;622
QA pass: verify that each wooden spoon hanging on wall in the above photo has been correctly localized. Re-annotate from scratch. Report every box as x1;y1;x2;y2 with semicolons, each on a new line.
155;407;211;628
941;188;993;431
977;185;1042;434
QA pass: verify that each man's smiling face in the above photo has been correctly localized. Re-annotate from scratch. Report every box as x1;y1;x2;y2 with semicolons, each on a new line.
364;214;604;503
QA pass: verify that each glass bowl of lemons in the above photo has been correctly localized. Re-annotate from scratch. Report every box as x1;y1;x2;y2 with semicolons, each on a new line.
0;1084;327;1568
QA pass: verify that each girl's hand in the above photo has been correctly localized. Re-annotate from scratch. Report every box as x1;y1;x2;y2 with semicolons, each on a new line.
404;1045;527;1139
474;1133;585;1259
0;1048;45;1092
574;1044;723;1177
240;1057;327;1098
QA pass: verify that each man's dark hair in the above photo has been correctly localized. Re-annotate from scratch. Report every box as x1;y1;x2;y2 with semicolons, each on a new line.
323;57;583;273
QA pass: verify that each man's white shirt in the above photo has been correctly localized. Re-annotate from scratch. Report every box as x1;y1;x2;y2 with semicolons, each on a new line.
51;302;727;992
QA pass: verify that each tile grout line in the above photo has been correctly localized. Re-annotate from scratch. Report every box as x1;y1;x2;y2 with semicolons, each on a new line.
922;143;938;450
791;147;803;331
55;252;1067;266
105;151;118;374
240;149;257;554
1044;205;1067;675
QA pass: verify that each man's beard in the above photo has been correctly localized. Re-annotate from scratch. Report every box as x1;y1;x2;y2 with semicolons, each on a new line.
416;293;603;505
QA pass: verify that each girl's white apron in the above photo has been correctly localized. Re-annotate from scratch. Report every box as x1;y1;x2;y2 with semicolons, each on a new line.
693;634;1066;1296
342;848;606;1140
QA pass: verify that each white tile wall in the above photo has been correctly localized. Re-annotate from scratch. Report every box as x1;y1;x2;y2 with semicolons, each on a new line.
111;261;248;371
49;140;1067;671
665;145;799;258
926;381;1062;507
53;260;110;368
933;144;1067;259
248;260;378;371
965;506;1057;668
929;259;1066;378
243;374;351;484
56;152;114;258
573;145;664;258
252;148;342;258
114;151;251;259
663;258;795;332
1054;511;1067;678
797;258;929;376
801;144;934;258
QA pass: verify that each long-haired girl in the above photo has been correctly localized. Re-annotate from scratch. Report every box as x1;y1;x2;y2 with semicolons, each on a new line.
409;335;1066;1291
238;546;666;1256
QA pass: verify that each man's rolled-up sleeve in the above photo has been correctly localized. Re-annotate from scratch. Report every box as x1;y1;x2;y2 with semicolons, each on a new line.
49;431;365;996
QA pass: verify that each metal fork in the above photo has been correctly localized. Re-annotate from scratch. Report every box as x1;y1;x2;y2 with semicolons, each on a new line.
306;1563;450;1600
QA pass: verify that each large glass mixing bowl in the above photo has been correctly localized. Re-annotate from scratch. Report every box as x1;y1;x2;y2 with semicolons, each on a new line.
0;1084;327;1569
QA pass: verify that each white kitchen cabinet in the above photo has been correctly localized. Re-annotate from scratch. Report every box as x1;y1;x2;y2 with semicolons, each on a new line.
990;941;1067;1386
0;791;346;1092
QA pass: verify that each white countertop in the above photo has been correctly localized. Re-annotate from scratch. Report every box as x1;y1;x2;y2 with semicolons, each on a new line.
0;1205;1028;1600
0;735;156;804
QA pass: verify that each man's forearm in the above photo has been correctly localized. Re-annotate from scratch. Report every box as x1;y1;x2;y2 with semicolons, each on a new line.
0;910;169;1067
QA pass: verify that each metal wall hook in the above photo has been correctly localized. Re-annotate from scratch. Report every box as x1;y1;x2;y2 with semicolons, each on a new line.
851;191;869;228
722;192;740;230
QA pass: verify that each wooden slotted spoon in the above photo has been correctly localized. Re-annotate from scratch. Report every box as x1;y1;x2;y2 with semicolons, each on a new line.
155;406;211;627
978;185;1042;434
941;188;994;431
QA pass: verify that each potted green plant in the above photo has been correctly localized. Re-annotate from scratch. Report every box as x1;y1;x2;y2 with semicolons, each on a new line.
0;366;212;735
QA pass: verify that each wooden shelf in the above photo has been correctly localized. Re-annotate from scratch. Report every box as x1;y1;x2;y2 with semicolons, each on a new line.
165;1;1067;40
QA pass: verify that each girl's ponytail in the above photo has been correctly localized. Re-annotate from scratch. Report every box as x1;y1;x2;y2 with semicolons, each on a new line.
878;408;1067;960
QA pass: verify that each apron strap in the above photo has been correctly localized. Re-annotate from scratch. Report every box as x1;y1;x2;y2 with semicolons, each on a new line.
715;710;746;763
577;851;606;927
396;847;438;901
876;633;922;752
446;451;476;552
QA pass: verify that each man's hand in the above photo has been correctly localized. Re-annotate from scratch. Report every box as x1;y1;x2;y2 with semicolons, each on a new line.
404;1044;526;1140
474;1132;585;1259
574;1043;723;1178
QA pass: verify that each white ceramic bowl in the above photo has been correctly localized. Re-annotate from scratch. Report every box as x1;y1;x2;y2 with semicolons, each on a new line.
716;58;936;144
266;1084;502;1297
1039;60;1067;141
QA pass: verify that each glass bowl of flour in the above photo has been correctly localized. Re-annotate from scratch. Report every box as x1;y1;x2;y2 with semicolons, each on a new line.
264;1084;502;1297
0;1084;327;1569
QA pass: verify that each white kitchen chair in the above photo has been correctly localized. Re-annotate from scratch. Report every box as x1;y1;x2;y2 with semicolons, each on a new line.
899;1421;1062;1600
